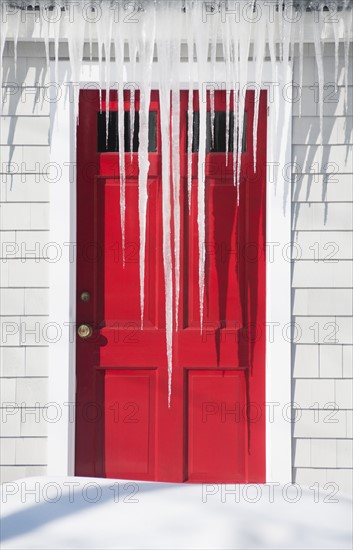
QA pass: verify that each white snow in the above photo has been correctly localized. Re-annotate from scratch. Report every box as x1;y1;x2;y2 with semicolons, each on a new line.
0;476;352;550
1;0;352;403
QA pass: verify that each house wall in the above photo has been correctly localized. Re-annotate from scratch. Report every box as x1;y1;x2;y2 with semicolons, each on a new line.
0;41;352;491
291;43;353;492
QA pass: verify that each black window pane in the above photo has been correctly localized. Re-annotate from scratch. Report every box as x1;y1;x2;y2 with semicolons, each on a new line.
189;111;246;153
97;111;157;152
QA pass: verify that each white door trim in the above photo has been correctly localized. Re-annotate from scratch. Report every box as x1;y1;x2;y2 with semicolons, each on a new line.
48;60;292;483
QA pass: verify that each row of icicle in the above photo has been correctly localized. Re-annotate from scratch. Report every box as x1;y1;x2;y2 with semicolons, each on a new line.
1;0;352;405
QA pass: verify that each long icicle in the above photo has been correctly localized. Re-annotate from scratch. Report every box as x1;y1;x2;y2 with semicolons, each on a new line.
252;0;267;172
129;28;138;161
171;5;182;333
0;7;8;115
313;5;324;145
193;1;210;334
187;13;194;211
298;11;304;117
114;19;126;266
101;3;113;147
66;1;85;124
343;5;353;111
138;5;156;330
236;1;254;200
157;1;174;406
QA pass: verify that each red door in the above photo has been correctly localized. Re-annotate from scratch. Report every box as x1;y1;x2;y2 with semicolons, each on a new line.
75;89;267;482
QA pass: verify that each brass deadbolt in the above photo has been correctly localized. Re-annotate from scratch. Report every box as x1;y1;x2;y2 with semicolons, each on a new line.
80;291;91;302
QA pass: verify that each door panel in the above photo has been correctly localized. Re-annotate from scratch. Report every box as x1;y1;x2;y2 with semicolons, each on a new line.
188;370;246;482
104;370;156;479
76;89;267;482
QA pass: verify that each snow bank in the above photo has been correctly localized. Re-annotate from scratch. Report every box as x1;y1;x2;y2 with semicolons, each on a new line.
1;476;352;549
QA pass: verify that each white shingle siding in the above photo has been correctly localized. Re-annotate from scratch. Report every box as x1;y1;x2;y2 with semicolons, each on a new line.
0;42;352;492
292;44;353;494
1;46;50;483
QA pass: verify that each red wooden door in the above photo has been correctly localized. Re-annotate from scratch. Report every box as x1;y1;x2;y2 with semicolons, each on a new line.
75;89;267;483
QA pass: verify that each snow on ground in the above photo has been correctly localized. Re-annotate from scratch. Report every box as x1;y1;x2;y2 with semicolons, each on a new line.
0;477;352;550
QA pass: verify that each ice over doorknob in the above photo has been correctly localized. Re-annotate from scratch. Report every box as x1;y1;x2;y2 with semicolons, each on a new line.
77;324;93;339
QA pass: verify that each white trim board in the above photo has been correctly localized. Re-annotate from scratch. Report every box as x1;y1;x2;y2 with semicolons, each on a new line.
48;60;292;483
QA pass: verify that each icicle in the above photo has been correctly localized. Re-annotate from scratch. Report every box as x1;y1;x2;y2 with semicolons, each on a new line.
267;6;277;92
298;13;304;117
138;4;156;333
278;0;284;62
343;7;353;111
129;33;138;161
96;8;104;113
12;8;21;77
223;20;231;166
88;11;93;66
0;8;8;115
171;7;182;334
53;9;60;84
266;7;278;168
252;1;267;172
330;4;340;91
232;34;240;189
313;6;324;145
41;5;50;71
114;22;126;266
236;1;254;200
187;19;194;211
66;2;85;124
129;83;135;160
157;1;174;406
100;4;113;147
282;1;293;68
209;14;219;150
193;1;210;334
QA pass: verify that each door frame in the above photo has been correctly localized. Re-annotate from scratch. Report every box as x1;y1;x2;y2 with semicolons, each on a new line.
48;59;292;483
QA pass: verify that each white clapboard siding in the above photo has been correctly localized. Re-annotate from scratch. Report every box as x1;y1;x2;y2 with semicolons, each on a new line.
292;203;353;231
293;316;353;345
0;259;49;287
1;56;50;86
292;289;353;316
343;347;353;378
0;231;51;259
293;118;353;146
293;52;353;87
0;116;50;146
0;347;26;377
0;145;51;168
319;345;344;378
292;344;320;378
292;260;353;287
1;175;52;203
292;231;353;260
294;468;353;492
292;174;353;203
293;144;353;173
1;87;51;117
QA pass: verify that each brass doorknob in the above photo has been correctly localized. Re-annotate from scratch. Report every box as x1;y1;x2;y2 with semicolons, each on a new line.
77;324;93;339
